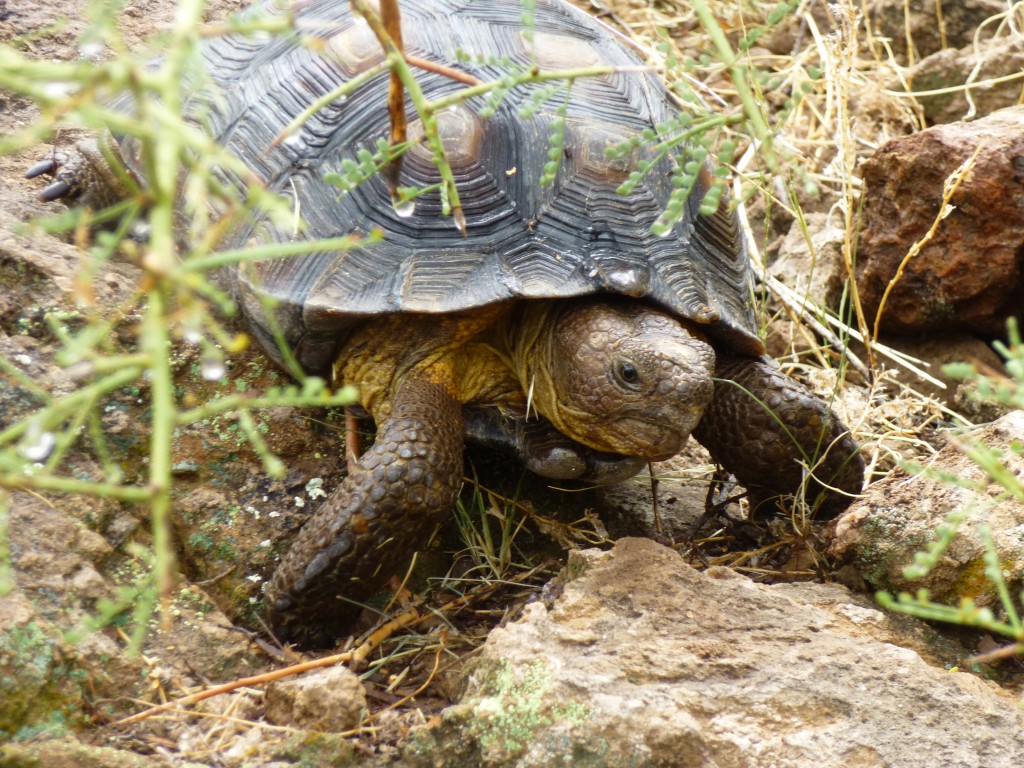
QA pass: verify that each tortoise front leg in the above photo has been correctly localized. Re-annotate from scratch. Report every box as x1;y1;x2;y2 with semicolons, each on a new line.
692;354;864;518
462;406;646;485
266;374;464;647
25;135;136;208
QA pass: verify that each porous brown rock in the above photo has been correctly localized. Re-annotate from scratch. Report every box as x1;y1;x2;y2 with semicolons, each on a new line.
856;106;1024;336
406;537;1024;768
862;0;1007;65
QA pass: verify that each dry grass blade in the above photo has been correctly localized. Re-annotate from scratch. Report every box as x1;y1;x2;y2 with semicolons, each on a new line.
371;638;446;715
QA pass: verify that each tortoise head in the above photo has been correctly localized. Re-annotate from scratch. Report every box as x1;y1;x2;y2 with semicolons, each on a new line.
517;298;716;462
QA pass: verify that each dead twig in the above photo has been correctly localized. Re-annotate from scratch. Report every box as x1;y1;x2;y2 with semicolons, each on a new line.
405;54;482;86
113;607;421;727
113;560;551;727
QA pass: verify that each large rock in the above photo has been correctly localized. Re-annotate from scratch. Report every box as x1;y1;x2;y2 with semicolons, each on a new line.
831;410;1024;608
768;212;848;312
862;0;1007;65
856;106;1024;336
911;36;1024;124
407;538;1024;767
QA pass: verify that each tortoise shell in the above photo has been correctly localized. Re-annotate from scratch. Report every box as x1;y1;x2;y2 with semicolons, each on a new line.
185;0;762;373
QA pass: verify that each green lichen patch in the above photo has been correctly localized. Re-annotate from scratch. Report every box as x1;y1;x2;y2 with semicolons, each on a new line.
464;659;593;760
0;618;83;741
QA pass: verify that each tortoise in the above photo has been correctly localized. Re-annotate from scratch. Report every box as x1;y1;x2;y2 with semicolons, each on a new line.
27;0;864;646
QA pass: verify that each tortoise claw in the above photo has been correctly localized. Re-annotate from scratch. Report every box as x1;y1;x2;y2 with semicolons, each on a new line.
24;139;128;207
39;179;74;202
25;153;78;202
25;158;58;179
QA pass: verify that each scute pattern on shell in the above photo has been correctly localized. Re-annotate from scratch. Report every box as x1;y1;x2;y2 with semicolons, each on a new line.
173;0;761;373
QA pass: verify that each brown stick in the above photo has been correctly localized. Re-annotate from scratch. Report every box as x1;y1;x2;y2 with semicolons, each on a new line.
113;565;549;727
344;406;361;473
380;0;406;198
406;54;482;86
113;608;421;727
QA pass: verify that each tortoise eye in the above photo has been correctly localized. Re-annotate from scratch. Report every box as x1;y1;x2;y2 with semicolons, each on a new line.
615;360;640;386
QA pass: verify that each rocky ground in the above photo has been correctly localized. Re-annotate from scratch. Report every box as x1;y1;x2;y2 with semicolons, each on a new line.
2;0;1024;766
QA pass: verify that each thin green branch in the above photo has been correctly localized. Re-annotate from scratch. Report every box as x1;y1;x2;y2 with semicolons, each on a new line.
141;288;176;623
182;233;376;272
427;64;633;113
0;367;142;448
175;384;359;426
273;61;389;147
689;0;775;168
0;472;153;502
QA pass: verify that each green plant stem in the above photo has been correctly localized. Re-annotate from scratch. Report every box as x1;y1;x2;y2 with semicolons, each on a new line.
129;0;205;631
200;15;293;39
0;366;141;447
877;592;1020;638
175;385;359;425
182;234;373;272
689;0;775;167
141;287;176;624
0;472;152;502
237;410;285;478
427;64;625;113
982;527;1022;632
84;353;153;374
274;61;389;146
0;493;10;596
0;354;52;402
43;387;96;473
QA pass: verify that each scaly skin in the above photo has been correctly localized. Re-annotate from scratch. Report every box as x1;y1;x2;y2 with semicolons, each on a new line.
265;372;464;646
693;354;864;518
511;299;717;460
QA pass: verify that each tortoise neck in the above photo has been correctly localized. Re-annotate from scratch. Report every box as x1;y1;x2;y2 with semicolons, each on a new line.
502;300;571;432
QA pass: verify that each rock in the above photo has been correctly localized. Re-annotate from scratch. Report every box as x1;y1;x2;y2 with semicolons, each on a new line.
407;538;1024;767
0;223;139;344
768;212;848;311
0;738;171;768
0;590;84;740
911;36;1024;123
765;0;1003;65
856;106;1024;336
7;490;119;616
830;410;1024;610
862;0;1007;65
761;3;835;56
264;666;367;733
595;442;711;541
